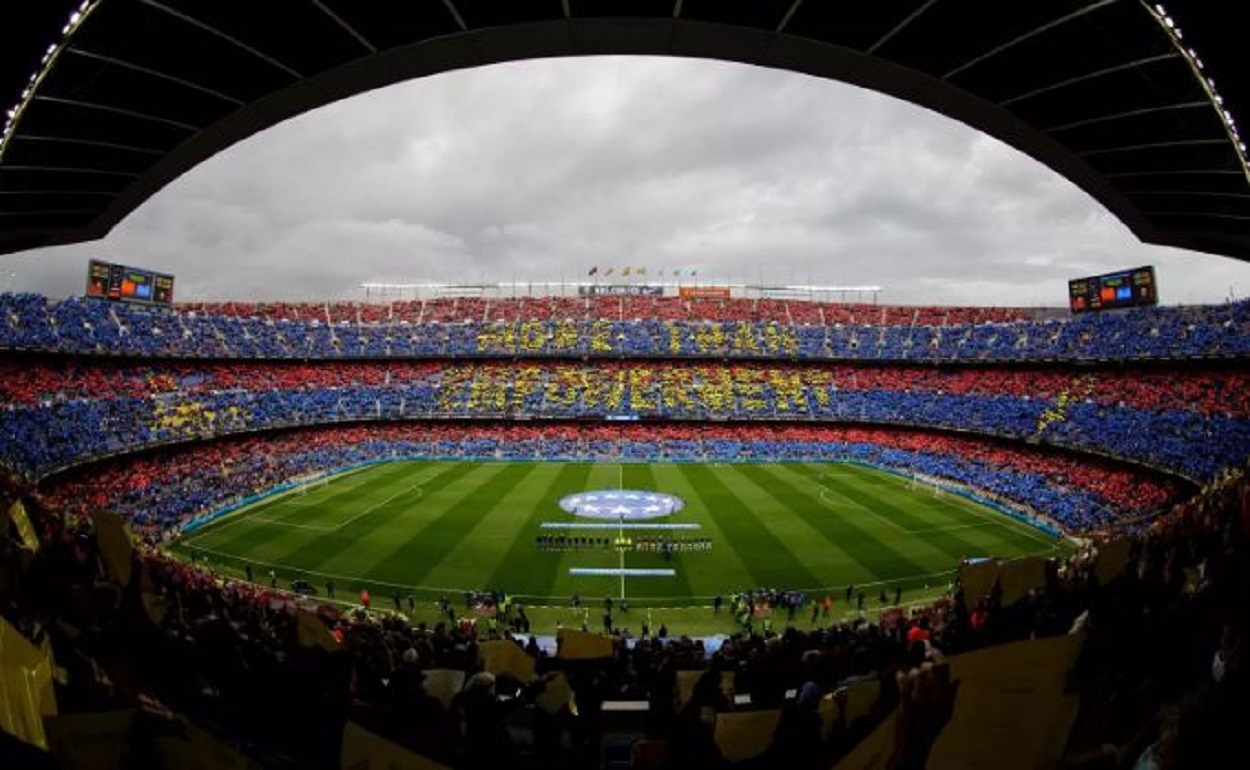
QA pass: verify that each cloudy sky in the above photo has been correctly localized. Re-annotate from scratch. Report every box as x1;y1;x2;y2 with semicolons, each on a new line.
6;55;1250;306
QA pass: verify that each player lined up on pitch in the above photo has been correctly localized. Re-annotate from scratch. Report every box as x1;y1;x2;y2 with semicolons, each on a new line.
534;534;713;554
535;535;612;551
634;536;712;554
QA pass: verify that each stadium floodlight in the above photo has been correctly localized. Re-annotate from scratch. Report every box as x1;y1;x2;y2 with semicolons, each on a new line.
0;0;104;163
1146;1;1250;187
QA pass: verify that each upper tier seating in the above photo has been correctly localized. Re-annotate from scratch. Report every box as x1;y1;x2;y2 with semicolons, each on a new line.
3;293;1247;361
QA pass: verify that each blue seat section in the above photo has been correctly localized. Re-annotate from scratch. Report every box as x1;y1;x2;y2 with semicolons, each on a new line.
3;293;1248;360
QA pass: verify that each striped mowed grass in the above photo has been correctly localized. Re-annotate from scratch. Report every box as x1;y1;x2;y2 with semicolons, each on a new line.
172;460;1060;607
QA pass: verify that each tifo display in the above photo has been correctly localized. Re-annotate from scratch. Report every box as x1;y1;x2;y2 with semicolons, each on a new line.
2;289;1247;770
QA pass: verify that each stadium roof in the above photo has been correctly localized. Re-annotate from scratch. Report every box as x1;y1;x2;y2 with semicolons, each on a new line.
1;1;1248;260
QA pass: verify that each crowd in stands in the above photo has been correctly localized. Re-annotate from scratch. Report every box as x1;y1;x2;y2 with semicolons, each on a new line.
167;297;1041;326
3;445;1245;768
8;358;1250;416
4;357;1246;480
4;292;1249;361
32;422;1180;538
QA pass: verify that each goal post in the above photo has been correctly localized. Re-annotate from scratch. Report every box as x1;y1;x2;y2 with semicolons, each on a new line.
297;475;329;495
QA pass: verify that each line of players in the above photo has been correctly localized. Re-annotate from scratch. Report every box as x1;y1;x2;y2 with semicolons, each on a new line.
634;536;712;554
534;534;713;554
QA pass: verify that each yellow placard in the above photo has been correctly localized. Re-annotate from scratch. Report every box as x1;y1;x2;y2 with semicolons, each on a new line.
340;721;450;769
675;669;735;709
926;634;1085;770
152;714;262;770
535;672;574;716
959;559;999;604
43;710;137;770
1094;539;1133;585
843;677;881;725
832;712;897;770
91;511;134;587
556;628;615;660
712;709;781;763
6;500;39;551
0;615;58;750
421;669;465;711
999;557;1047;605
296;611;341;652
479;639;536;683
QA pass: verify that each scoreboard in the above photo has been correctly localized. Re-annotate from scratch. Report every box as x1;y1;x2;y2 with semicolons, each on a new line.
86;259;175;306
1068;266;1157;313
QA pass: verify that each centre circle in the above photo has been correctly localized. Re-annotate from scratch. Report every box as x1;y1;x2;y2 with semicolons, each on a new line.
558;490;685;520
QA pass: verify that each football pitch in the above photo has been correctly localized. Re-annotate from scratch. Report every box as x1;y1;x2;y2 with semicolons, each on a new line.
172;460;1063;629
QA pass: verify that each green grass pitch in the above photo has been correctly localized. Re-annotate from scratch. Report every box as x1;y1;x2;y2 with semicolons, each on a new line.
170;460;1063;633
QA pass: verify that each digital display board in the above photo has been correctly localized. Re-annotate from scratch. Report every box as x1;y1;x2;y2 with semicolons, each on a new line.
679;286;732;300
577;284;664;296
86;259;174;306
1068;266;1156;313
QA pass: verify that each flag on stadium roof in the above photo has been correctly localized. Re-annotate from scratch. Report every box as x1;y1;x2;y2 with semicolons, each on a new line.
588;266;598;276
604;267;614;276
621;266;631;276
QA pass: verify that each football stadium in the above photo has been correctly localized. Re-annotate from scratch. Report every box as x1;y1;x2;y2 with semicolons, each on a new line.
2;2;1250;769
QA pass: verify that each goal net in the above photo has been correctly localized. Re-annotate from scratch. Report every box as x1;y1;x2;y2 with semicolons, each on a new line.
297;475;330;495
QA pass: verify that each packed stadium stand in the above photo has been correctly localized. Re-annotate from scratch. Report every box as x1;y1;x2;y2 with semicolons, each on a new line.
4;293;1250;360
4;0;1250;763
3;290;1249;769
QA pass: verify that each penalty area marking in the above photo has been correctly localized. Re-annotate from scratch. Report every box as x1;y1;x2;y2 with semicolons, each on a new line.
269;464;384;508
818;485;911;534
185;463;449;543
238;519;339;532
817;466;1060;547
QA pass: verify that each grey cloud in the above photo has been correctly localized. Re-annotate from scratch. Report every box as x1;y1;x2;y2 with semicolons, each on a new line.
5;56;1250;306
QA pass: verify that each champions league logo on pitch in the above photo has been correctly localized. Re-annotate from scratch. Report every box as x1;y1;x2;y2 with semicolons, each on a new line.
559;491;684;520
